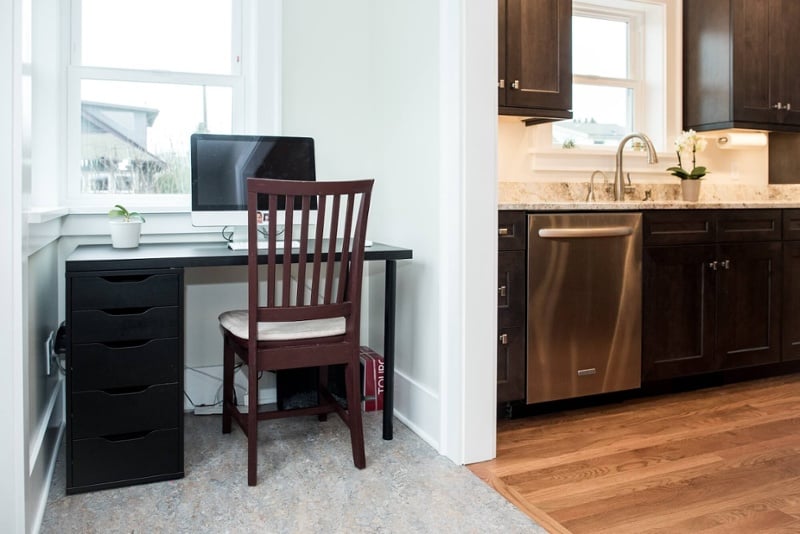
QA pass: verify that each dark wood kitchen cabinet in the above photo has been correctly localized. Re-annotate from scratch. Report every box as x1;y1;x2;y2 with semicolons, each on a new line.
642;210;782;382
684;0;800;131
497;211;526;404
784;210;800;361
498;0;572;122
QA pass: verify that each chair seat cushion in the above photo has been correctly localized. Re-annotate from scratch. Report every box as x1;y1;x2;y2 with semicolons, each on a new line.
218;310;346;341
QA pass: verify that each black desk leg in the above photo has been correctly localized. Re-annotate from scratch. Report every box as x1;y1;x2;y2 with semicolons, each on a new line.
383;260;397;440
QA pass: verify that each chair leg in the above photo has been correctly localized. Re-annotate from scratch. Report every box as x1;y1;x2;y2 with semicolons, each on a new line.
345;358;366;469
222;337;233;434
318;365;328;422
247;359;259;486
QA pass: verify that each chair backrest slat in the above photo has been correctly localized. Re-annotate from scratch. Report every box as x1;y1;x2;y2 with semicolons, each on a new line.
246;178;373;324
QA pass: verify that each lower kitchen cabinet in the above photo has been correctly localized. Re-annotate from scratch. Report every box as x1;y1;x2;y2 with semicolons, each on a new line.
642;210;782;382
497;211;526;404
643;244;717;381
785;240;800;361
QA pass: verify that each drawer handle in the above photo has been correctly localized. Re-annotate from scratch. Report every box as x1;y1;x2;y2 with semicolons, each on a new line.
498;226;510;236
101;384;152;395
100;274;154;283
498;285;507;297
101;430;155;442
99;339;154;349
499;333;509;345
101;307;151;316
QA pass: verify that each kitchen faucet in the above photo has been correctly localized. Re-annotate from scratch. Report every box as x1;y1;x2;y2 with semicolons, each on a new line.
614;133;658;201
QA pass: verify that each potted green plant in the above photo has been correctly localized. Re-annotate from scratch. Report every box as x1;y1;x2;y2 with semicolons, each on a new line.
108;204;145;248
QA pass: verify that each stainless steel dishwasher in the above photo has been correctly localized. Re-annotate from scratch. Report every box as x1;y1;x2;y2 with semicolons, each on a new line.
527;213;642;404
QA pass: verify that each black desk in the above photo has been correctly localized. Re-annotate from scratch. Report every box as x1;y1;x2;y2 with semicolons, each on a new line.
66;241;412;440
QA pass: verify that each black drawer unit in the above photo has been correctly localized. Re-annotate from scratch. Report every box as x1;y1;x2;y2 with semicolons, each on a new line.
66;268;184;494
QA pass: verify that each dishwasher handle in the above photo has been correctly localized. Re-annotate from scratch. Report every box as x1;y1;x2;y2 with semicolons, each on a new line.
538;226;634;239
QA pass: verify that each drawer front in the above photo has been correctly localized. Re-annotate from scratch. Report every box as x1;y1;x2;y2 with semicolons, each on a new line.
498;211;527;251
716;209;781;242
643;211;715;245
71;384;180;439
785;209;800;241
70;428;182;490
71;273;180;310
71;306;179;343
70;338;180;392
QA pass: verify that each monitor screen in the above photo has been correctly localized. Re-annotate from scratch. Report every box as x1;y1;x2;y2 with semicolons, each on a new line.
190;133;316;227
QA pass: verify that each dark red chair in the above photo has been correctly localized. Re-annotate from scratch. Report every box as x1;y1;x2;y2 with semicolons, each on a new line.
219;177;374;485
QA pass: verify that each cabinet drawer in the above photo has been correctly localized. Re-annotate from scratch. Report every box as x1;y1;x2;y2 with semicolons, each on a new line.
785;210;800;241
643;211;715;245
70;338;180;392
498;211;527;251
71;273;179;310
716;210;781;242
71;384;180;439
71;306;179;343
70;428;182;490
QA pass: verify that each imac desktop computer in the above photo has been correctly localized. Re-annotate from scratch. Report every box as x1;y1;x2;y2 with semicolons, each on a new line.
190;133;317;249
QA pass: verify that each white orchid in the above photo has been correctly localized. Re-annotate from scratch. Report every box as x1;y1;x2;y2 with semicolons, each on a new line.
667;129;709;180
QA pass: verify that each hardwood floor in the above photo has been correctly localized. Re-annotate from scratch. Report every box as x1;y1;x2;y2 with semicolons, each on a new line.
468;375;800;533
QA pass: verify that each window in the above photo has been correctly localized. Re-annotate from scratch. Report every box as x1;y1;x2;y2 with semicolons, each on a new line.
67;0;256;204
550;0;672;151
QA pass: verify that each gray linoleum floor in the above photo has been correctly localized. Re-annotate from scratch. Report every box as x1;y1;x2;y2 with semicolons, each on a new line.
41;412;544;533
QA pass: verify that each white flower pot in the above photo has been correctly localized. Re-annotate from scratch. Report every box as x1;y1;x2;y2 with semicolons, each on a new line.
109;220;142;248
681;179;702;202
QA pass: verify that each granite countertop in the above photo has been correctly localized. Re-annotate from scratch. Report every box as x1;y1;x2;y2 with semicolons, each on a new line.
499;181;800;210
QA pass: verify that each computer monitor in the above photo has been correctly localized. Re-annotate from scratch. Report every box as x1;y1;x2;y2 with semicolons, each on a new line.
190;133;317;231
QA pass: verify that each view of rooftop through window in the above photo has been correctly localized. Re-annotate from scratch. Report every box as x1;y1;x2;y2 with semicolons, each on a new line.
553;13;635;147
75;0;237;195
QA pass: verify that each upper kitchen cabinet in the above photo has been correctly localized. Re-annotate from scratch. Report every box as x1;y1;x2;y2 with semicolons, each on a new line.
498;0;573;123
684;0;800;132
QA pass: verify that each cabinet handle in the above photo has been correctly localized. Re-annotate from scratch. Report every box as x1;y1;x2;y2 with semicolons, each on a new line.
788;103;792;111
773;102;783;110
499;333;508;345
498;285;507;297
708;260;719;271
773;102;791;111
498;226;510;236
498;79;505;89
511;80;520;90
720;259;731;270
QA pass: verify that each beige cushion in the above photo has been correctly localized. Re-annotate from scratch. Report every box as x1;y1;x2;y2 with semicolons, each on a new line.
218;310;346;341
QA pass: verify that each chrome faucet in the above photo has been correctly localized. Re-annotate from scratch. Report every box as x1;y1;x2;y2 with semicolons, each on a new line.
614;133;658;201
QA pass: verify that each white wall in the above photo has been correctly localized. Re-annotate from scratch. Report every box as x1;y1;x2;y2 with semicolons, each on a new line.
281;0;498;462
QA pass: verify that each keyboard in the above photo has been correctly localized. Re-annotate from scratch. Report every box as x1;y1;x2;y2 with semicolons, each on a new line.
227;240;301;251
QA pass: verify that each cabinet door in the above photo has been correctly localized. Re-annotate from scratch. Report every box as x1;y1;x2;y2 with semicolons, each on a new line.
769;0;800;125
498;0;507;107
642;245;717;381
716;242;782;369
784;241;800;361
731;0;774;124
502;0;571;116
497;326;526;403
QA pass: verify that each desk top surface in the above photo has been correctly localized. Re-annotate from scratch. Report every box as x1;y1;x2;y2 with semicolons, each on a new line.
66;241;413;273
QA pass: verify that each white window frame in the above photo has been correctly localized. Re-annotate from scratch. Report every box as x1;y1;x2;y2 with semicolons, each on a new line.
528;0;680;176
64;0;281;209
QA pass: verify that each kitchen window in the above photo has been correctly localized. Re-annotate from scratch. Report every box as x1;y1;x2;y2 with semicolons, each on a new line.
66;0;278;206
545;0;676;154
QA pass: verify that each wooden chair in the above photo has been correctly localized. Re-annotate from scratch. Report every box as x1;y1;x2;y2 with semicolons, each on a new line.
219;177;374;486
